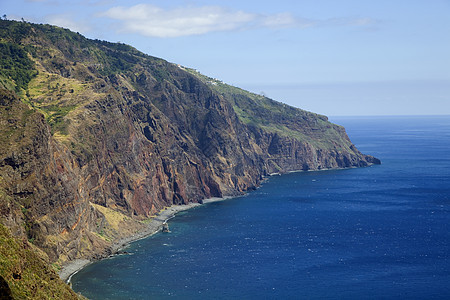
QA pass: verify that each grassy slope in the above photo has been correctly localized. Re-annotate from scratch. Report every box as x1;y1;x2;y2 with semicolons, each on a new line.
0;20;144;138
0;224;80;299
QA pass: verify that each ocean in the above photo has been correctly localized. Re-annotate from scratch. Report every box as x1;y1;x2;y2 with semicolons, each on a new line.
72;116;450;299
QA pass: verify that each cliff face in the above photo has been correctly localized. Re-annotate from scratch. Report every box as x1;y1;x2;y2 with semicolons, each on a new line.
0;19;380;277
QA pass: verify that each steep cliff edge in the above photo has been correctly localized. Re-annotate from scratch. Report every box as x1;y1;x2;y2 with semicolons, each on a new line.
0;20;379;290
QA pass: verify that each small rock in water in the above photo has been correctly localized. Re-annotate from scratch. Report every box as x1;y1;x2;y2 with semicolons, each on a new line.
162;223;170;233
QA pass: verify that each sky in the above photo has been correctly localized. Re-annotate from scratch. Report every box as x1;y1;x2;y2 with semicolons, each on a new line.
2;0;450;116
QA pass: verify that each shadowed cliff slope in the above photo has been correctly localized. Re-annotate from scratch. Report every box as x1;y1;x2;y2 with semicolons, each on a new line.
0;19;379;289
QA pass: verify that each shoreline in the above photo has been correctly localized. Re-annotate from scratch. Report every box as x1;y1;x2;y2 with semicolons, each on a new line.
58;196;232;282
58;165;377;282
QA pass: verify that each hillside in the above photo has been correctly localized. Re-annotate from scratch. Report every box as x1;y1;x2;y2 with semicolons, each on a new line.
0;223;80;299
0;19;379;295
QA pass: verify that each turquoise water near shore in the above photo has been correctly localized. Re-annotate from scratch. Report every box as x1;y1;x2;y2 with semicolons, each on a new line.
72;116;450;299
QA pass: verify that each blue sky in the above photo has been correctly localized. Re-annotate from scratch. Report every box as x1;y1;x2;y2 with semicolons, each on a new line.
2;0;450;116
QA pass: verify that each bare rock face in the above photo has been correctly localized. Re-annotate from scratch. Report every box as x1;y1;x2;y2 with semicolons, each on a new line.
0;20;380;269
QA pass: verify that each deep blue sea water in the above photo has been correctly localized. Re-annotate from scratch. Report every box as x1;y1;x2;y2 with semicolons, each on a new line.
72;116;450;299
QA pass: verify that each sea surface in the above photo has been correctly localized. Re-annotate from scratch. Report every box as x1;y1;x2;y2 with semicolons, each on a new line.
72;116;450;299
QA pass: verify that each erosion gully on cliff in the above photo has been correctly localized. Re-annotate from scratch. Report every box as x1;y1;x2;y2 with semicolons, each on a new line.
0;20;379;298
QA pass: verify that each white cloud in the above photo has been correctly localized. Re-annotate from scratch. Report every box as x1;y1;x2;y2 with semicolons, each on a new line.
101;4;313;38
101;5;253;37
100;4;378;38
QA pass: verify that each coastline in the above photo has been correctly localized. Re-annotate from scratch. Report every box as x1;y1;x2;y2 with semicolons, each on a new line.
58;166;376;282
59;197;232;282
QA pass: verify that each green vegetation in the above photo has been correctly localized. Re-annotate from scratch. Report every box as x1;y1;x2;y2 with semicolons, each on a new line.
0;41;37;92
0;19;33;43
92;40;142;75
0;20;149;83
0;224;81;299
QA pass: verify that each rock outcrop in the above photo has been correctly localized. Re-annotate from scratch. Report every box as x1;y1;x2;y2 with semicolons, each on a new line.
0;19;380;290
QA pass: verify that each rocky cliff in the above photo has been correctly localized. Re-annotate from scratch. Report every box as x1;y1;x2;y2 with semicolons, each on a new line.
0;20;379;295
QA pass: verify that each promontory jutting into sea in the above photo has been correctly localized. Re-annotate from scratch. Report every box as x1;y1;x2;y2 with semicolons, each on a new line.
0;15;449;300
